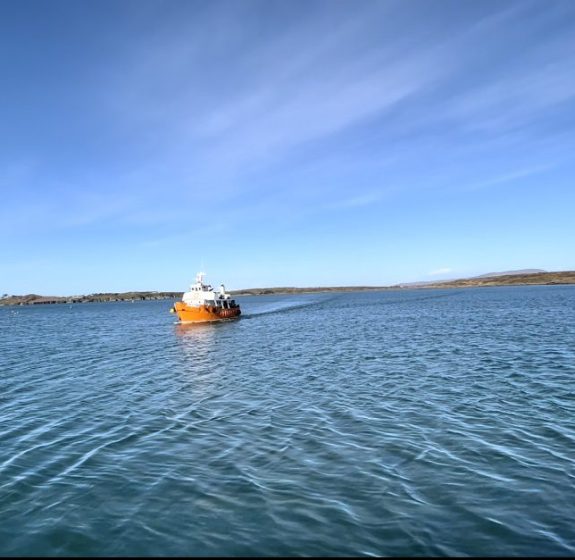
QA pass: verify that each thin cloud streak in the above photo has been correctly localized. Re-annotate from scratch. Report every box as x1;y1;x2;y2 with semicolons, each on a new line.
462;164;558;193
105;3;455;172
428;268;452;276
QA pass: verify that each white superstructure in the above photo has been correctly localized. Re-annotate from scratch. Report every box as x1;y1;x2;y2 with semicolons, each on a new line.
181;272;237;310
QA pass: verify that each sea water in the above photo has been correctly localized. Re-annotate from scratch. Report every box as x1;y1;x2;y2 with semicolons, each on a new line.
1;286;574;556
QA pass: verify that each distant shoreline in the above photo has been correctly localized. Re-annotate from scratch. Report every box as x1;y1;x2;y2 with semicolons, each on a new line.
1;270;574;306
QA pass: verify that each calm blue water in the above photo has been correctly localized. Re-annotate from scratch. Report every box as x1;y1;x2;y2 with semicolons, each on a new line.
1;286;574;556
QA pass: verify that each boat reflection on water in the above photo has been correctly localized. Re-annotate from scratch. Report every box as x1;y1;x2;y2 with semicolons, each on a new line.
174;321;217;357
174;321;219;337
173;322;222;390
173;309;240;382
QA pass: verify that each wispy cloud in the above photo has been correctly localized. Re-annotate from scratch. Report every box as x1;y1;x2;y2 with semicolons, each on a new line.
446;60;575;134
463;163;557;192
98;0;575;198
327;191;389;210
439;7;575;134
428;268;452;276
106;2;454;174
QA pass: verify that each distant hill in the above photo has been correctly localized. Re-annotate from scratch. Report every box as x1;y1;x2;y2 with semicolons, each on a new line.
473;269;546;278
227;270;573;293
230;286;387;296
420;270;575;289
398;268;547;288
397;279;450;288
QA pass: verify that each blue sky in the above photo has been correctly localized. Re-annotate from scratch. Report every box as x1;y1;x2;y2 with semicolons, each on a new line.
1;0;574;295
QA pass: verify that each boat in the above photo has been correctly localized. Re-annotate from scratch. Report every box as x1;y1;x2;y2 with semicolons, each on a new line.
170;272;241;323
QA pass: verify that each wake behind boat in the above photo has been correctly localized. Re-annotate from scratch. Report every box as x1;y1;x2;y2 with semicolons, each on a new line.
170;272;241;323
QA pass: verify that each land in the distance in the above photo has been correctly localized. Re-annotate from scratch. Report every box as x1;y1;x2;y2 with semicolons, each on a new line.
1;270;574;306
415;270;575;289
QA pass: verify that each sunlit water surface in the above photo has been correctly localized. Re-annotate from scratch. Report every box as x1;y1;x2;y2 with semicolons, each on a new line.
1;286;574;556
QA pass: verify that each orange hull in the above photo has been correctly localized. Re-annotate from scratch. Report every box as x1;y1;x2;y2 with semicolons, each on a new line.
173;301;241;323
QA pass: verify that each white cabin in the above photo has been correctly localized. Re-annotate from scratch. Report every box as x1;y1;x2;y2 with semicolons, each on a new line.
182;272;238;310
